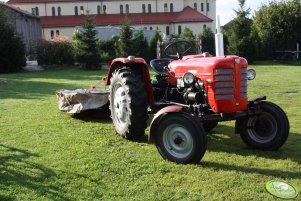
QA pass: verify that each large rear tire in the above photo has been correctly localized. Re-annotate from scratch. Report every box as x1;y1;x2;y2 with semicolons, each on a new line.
109;67;148;140
236;101;289;150
154;113;207;164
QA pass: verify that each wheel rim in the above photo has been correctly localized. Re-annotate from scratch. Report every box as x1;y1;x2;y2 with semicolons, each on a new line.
162;124;194;159
112;83;127;127
247;112;278;143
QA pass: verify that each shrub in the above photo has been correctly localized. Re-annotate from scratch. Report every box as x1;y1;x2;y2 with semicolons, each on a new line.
0;6;26;73
36;39;74;66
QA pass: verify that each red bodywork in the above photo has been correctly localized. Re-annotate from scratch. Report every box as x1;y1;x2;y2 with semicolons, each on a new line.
106;57;154;105
168;55;249;113
106;55;249;113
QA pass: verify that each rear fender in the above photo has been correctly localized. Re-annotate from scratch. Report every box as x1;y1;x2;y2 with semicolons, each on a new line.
106;57;154;105
149;105;183;142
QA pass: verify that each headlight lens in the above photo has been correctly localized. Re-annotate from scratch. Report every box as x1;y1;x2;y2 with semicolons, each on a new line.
247;69;256;80
183;72;195;85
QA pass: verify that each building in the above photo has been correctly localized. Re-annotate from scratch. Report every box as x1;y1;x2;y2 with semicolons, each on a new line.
0;2;42;48
7;0;216;40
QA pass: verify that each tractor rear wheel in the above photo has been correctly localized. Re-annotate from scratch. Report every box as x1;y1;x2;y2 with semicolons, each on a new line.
236;101;289;150
154;113;207;164
109;67;148;140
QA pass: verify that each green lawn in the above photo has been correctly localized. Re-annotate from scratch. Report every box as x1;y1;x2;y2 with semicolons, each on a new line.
0;62;300;201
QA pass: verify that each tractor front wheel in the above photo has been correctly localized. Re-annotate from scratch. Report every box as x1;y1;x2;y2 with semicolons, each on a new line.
109;67;148;140
154;113;207;164
236;101;289;150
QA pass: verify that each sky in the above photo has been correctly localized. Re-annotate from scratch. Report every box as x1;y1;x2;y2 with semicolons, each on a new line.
2;0;276;25
217;0;277;25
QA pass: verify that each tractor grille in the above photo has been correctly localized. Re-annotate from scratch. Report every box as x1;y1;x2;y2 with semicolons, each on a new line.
214;67;248;100
241;67;248;98
214;68;235;100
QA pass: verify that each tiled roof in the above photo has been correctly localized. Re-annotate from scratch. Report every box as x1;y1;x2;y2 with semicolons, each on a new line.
8;0;155;3
0;2;40;18
40;7;213;28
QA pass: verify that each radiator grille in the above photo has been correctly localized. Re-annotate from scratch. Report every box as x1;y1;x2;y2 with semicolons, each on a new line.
214;67;248;100
214;68;234;100
241;67;248;98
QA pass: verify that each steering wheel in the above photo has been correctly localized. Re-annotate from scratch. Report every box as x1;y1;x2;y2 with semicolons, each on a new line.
164;40;193;59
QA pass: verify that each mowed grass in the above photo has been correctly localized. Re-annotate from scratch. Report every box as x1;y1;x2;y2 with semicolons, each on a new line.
0;62;301;201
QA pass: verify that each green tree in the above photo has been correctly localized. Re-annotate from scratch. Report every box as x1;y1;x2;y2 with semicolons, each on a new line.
0;6;26;73
132;30;149;60
74;16;100;70
223;0;257;62
150;31;162;59
253;0;301;59
199;27;215;55
181;27;195;39
116;23;134;57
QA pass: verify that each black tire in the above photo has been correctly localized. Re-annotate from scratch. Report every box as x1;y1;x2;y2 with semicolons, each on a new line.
237;101;289;150
109;67;148;140
154;113;207;164
203;121;218;133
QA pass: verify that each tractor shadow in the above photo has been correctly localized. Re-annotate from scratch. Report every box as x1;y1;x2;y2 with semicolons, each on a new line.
0;144;70;200
71;105;111;123
206;124;301;164
202;124;301;179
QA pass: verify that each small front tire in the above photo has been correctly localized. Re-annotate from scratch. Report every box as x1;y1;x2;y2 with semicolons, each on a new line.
236;101;289;150
154;113;207;164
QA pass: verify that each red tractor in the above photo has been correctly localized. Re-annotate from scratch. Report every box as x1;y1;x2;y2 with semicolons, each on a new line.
105;40;289;164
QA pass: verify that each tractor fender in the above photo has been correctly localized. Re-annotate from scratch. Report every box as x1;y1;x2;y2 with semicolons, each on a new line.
106;57;154;105
149;105;183;142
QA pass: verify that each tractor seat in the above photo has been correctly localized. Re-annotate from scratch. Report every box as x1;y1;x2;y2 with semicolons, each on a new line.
150;58;173;74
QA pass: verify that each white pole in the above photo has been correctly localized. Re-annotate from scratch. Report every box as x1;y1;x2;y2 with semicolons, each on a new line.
215;16;225;57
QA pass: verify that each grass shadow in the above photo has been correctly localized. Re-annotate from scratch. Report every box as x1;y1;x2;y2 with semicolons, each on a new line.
207;124;301;164
0;144;70;200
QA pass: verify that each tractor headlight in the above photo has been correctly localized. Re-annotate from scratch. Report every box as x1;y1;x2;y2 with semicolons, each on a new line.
183;72;195;85
247;69;256;80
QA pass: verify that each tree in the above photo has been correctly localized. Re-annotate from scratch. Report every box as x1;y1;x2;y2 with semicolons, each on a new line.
132;30;149;60
253;0;301;59
181;27;195;39
74;16;100;70
223;0;257;62
116;23;134;57
0;6;26;73
199;27;215;55
150;31;162;59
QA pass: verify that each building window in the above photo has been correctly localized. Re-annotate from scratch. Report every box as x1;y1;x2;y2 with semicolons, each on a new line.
150;27;153;30
178;25;182;35
36;7;39;15
52;7;55;16
203;24;207;29
120;5;123;14
97;5;101;14
80;6;84;15
207;3;210;11
142;4;145;13
166;26;170;35
56;30;60;37
58;7;61;16
103;5;107;14
164;3;168;12
148;4;151;13
125;4;129;14
194;3;197;10
50;30;54;39
201;3;204;11
170;3;173;12
74;6;78;15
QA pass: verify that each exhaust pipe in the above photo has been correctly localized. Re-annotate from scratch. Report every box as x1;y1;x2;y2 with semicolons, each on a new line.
215;16;225;57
